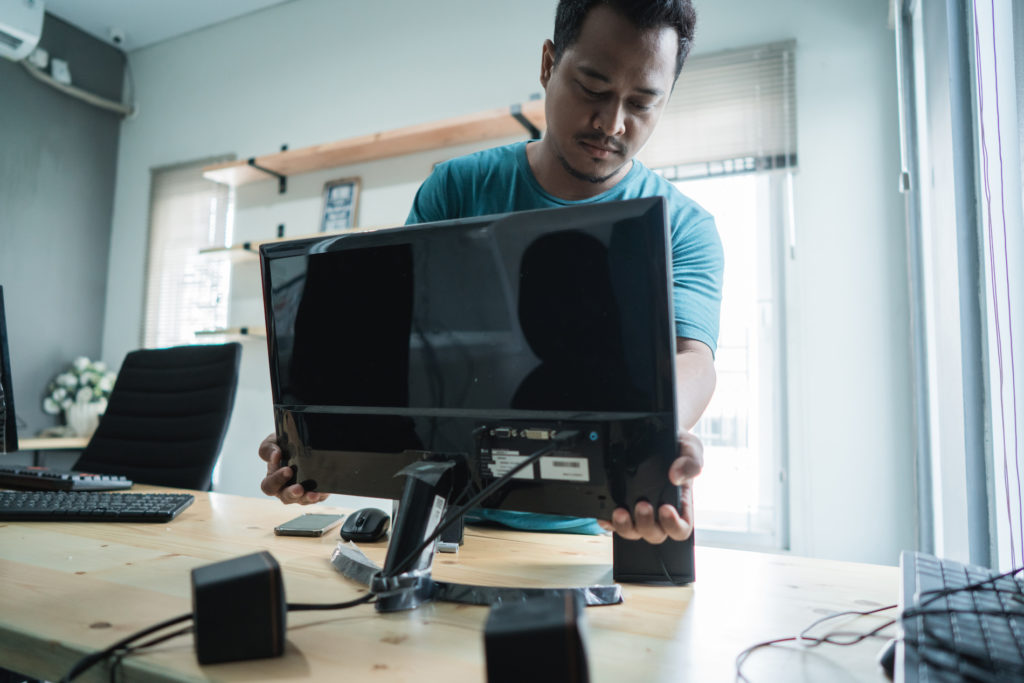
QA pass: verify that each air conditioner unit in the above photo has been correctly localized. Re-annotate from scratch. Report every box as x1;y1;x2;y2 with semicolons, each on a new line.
0;0;43;62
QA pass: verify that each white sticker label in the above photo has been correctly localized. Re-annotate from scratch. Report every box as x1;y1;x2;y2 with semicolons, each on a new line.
539;456;590;482
488;454;534;480
417;494;447;569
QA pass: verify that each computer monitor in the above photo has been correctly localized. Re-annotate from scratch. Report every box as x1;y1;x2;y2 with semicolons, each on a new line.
0;286;19;455
260;197;690;592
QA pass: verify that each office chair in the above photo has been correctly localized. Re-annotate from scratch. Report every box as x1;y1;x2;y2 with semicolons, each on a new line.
72;343;242;491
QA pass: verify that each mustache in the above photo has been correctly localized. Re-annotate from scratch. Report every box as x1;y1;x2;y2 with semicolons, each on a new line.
576;133;625;155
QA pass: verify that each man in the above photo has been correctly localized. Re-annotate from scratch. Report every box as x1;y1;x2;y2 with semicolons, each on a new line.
260;0;722;546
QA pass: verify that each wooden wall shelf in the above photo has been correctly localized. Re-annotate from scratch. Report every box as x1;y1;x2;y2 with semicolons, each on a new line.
202;100;545;188
199;224;399;260
195;326;266;339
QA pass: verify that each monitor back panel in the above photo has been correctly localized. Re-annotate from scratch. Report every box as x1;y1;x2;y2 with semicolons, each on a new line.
261;198;678;516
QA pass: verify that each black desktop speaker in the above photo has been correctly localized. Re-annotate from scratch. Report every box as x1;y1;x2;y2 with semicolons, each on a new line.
612;533;695;584
484;591;589;683
191;551;287;664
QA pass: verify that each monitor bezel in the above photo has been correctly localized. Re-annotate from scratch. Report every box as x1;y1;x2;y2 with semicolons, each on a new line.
0;286;20;454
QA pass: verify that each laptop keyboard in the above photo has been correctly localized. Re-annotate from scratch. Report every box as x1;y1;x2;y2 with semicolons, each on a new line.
0;490;194;522
900;551;1024;681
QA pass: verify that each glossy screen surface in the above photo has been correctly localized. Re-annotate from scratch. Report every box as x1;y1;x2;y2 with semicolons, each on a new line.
264;199;674;416
260;198;678;514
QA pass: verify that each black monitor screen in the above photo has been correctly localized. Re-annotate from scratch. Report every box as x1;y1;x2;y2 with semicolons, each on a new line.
0;286;19;454
260;197;678;518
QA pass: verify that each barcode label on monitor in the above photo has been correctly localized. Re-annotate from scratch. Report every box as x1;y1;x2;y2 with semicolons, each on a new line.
418;494;447;569
486;452;534;480
539;457;589;482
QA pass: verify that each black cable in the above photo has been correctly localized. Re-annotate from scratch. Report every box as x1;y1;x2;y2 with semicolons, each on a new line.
734;604;898;682
108;624;195;683
60;612;193;683
655;544;691;586
899;566;1024;680
914;566;1024;610
288;592;376;611
383;430;580;579
63;579;378;681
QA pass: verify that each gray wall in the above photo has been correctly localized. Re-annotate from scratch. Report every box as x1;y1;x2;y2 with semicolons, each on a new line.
0;14;123;436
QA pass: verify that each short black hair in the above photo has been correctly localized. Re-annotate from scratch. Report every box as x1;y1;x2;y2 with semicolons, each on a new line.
552;0;697;80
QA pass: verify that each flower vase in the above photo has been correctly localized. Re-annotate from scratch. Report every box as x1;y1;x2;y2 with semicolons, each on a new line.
66;399;103;438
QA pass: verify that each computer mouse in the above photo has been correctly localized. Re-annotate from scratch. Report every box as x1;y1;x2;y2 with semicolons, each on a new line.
340;507;390;542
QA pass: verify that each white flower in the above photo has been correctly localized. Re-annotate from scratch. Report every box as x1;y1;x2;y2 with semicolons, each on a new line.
43;397;61;415
44;356;118;415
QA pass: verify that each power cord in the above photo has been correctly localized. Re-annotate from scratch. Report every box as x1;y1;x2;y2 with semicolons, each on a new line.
61;428;580;679
734;604;898;682
287;592;376;612
60;612;193;683
61;593;377;681
383;429;581;579
107;623;195;683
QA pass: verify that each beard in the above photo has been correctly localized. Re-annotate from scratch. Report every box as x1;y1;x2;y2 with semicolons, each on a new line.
555;134;629;184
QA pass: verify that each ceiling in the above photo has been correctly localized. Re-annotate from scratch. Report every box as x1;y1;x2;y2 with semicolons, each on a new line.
43;0;294;51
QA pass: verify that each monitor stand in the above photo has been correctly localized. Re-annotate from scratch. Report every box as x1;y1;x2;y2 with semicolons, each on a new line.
370;459;457;612
345;460;622;612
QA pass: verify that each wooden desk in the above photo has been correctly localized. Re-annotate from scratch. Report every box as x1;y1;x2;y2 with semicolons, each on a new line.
0;488;897;682
15;436;90;466
18;436;91;451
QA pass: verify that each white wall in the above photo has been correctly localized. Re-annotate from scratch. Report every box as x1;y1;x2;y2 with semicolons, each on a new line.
694;0;914;564
102;0;913;564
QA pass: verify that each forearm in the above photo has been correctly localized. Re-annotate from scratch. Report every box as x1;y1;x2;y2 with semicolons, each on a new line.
674;339;716;430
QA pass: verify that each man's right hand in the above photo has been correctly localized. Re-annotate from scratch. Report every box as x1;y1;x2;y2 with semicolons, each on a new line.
259;433;330;505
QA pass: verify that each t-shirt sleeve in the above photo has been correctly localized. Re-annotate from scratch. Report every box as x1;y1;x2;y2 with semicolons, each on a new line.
672;215;724;355
406;163;458;225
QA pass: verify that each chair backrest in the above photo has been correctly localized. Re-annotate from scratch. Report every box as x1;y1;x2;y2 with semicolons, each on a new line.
73;343;242;490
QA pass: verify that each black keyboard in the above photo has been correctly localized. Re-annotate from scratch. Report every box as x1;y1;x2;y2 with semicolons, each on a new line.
0;464;132;491
898;550;1024;682
0;491;194;522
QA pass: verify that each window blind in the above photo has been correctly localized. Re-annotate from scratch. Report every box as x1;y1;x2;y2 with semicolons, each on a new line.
638;40;797;174
142;157;234;349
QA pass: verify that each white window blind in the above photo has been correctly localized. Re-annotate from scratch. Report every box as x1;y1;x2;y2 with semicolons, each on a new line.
142;158;234;349
638;40;797;174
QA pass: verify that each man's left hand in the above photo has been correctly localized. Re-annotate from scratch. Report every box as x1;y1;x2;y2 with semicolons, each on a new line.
598;431;703;543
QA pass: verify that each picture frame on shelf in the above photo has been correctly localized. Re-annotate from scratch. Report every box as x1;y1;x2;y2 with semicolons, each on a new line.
320;176;361;232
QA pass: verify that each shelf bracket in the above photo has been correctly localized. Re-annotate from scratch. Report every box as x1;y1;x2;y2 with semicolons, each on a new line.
247;157;287;194
510;104;541;140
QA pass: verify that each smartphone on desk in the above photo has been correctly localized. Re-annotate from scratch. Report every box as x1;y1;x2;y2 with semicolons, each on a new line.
274;513;344;537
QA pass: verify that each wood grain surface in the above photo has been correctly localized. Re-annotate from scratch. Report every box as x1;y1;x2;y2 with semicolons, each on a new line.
0;487;897;682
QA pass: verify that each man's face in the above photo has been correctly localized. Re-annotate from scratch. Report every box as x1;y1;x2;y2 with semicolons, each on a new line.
540;5;678;189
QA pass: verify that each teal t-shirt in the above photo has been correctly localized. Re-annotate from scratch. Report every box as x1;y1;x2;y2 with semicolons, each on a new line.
406;142;724;535
408;141;724;353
